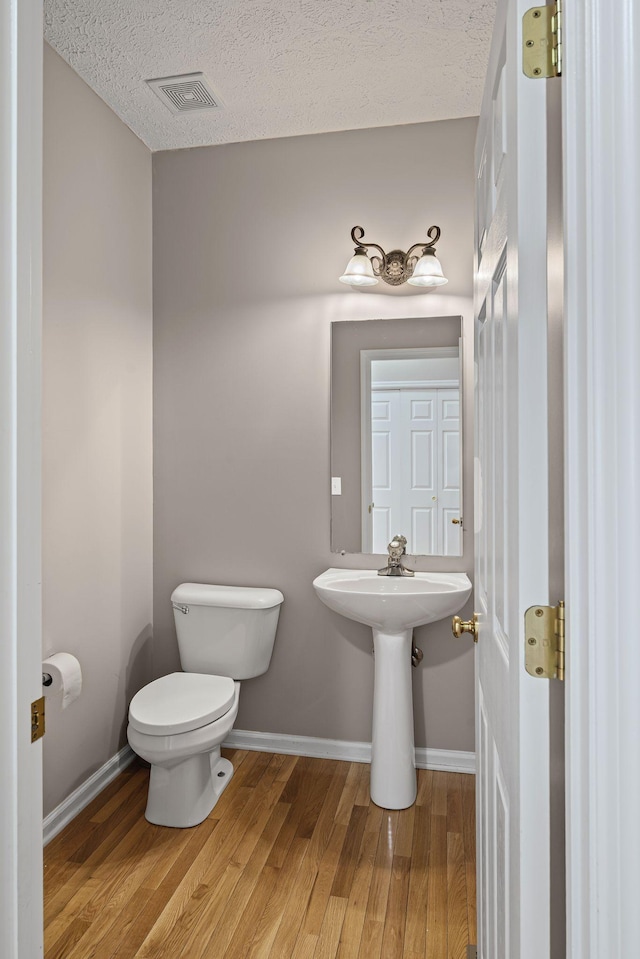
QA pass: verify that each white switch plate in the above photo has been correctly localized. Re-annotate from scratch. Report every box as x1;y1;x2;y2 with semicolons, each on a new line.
331;477;342;495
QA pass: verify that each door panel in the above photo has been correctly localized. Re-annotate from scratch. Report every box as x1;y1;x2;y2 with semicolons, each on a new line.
411;508;433;556
371;390;398;552
371;507;390;552
438;389;461;554
495;755;510;959
410;429;433;490
371;429;391;490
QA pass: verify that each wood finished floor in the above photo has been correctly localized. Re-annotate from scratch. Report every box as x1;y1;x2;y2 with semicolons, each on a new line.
44;750;476;959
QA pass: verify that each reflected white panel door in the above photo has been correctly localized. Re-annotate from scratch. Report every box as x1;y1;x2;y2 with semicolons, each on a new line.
403;390;438;554
474;1;557;957
371;390;438;554
370;391;396;552
437;389;461;555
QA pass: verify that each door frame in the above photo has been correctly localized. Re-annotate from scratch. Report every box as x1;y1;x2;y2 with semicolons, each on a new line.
0;1;44;956
563;2;640;957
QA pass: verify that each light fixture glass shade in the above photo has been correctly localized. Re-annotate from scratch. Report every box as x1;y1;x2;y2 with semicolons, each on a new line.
338;252;379;287
407;253;448;287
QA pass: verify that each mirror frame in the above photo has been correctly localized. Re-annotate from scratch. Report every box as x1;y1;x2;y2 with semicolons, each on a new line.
330;315;464;554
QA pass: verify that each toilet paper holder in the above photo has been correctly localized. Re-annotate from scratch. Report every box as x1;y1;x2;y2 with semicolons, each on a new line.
41;653;83;709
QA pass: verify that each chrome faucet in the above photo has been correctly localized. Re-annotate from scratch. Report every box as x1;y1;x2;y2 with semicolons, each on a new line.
378;535;415;577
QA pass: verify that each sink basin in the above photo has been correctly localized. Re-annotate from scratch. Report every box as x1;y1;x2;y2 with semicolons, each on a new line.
313;567;472;810
312;568;472;631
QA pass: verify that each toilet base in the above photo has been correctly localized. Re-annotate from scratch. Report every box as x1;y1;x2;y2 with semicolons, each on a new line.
144;748;233;828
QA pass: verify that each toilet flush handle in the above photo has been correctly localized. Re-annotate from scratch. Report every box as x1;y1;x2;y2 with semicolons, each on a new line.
172;602;189;614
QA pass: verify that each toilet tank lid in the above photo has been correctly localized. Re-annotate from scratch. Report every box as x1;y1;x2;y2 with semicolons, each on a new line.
171;582;284;609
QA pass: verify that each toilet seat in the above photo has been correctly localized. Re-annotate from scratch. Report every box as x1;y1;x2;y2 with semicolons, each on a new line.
128;672;235;736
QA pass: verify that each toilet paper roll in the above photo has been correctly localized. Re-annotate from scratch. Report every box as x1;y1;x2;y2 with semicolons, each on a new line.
42;653;82;709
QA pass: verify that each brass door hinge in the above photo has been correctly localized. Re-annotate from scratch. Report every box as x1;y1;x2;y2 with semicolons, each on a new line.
525;601;565;680
31;696;45;742
523;1;562;78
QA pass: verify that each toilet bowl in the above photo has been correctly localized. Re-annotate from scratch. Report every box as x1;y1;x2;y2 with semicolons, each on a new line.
128;672;240;827
127;583;283;828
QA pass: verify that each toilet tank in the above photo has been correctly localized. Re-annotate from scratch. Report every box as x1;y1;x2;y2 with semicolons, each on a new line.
170;583;284;680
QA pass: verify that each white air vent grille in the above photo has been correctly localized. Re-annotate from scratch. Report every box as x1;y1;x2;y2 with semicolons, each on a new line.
146;73;221;115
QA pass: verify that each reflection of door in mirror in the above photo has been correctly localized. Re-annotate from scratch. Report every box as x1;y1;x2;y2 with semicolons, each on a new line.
361;349;461;556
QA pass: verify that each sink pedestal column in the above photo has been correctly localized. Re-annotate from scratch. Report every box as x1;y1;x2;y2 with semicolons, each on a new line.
370;627;416;809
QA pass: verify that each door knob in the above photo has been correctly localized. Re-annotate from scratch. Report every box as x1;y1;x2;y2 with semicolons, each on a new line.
452;613;478;642
452;517;462;525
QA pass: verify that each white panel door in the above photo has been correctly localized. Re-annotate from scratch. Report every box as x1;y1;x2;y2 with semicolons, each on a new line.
474;0;559;957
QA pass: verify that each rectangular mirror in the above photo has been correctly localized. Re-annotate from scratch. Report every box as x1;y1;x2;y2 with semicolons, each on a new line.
331;316;463;556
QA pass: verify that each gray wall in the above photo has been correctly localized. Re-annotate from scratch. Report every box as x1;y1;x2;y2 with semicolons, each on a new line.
42;45;153;816
153;118;477;752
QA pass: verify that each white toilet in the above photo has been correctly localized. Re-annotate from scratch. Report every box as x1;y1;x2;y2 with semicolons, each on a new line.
127;582;284;828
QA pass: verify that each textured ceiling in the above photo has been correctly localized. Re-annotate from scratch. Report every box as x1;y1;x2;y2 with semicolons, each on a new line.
44;0;496;153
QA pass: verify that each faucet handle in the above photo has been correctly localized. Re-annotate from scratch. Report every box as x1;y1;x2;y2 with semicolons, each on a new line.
388;534;408;555
379;534;415;576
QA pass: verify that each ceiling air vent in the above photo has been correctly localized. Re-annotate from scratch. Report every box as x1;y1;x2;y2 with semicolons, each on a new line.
146;73;221;115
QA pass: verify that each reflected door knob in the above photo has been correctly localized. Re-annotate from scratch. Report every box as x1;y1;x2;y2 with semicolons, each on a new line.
452;613;479;643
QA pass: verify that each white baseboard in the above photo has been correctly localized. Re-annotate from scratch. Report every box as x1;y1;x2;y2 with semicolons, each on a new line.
224;729;475;775
43;744;136;846
43;732;474;845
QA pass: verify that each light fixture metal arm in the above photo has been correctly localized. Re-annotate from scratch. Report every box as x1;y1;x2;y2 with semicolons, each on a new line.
350;225;386;261
406;225;441;260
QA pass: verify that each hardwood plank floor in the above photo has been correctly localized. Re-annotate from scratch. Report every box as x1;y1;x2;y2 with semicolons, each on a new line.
44;752;476;959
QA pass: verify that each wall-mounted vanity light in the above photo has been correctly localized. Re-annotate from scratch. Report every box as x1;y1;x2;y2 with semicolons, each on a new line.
338;225;448;288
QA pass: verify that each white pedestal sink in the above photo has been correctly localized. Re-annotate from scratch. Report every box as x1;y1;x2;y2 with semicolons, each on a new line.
312;568;472;809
